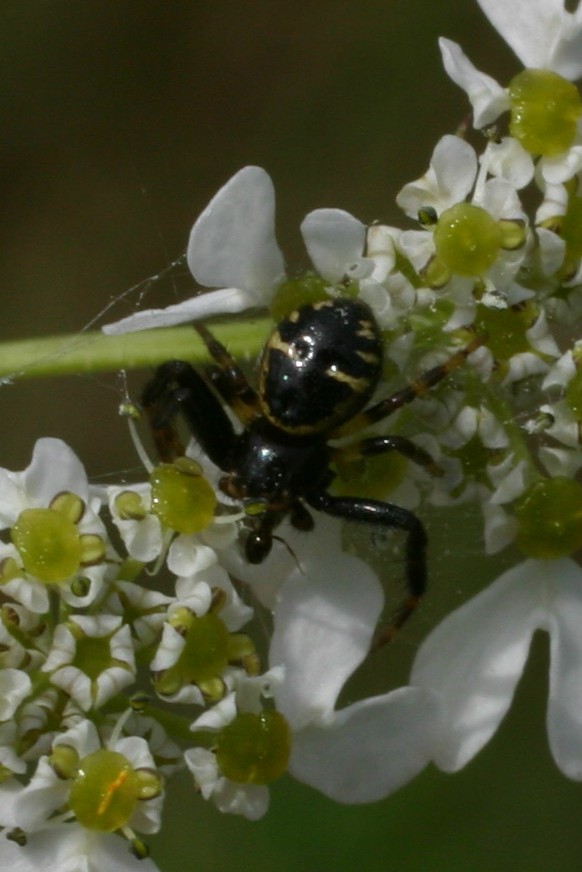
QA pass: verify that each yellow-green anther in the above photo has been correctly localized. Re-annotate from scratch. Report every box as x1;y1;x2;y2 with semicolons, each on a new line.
433;203;502;277
508;69;582;157
79;534;106;565
50;491;85;524
215;711;291;785
11;508;83;582
198;676;226;703
498;219;526;251
135;768;163;800
150;462;217;534
50;744;80;779
0;557;20;584
422;255;452;289
114;491;147;521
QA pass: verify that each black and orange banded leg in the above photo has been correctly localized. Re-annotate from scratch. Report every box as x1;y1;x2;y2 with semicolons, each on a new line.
141;360;237;468
332;434;443;477
194;323;262;425
305;490;427;647
336;333;484;435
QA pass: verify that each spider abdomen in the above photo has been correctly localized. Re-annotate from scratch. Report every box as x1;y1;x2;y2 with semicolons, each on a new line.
258;298;383;435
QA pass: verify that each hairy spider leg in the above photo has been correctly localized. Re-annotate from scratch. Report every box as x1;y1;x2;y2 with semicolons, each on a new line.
332;434;444;477
141;360;238;467
193;323;262;425
335;332;484;435
305;490;426;646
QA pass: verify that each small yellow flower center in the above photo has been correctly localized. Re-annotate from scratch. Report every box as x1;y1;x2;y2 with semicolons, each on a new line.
150;460;217;534
68;749;140;832
215;711;291;784
154;610;229;695
11;508;82;582
508;69;582;157
514;477;582;558
433;203;502;277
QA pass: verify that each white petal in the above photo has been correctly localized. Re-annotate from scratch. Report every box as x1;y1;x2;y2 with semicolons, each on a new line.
439;39;509;128
411;560;546;771
102;286;255;334
25;438;88;505
0;471;26;527
397;134;477;219
0;827;161;872
0;669;31;721
289;687;443;802
476;0;582;78
546;559;582;777
476;177;524;221
541;147;582;186
187;166;285;294
301;208;366;283
398;230;435;272
270;551;383;730
482;138;534;190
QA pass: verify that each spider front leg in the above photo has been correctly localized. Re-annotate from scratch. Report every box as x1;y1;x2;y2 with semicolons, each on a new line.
194;323;262;426
305;490;427;647
141;360;237;469
332;434;443;477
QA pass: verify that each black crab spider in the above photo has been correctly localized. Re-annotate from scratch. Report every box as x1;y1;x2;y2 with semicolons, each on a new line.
142;297;479;643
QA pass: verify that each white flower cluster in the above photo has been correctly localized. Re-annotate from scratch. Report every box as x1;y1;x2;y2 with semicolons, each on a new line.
4;1;582;870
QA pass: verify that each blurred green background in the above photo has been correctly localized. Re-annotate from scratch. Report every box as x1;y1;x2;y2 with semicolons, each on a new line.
1;2;581;870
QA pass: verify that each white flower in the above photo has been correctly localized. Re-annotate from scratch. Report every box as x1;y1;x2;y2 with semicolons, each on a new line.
0;438;115;612
186;689;273;820
411;558;582;778
397;135;528;325
0;827;162;872
103;166;285;333
0;719;163;870
0;669;31;722
104;580;173;649
107;483;164;564
268;533;443;803
439;2;582;186
42;615;136;711
102;167;370;335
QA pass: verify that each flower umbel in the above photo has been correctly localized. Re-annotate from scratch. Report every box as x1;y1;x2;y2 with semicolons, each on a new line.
4;1;582;870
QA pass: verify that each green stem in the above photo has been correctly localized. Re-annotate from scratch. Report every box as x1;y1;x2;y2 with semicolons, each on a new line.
0;319;272;380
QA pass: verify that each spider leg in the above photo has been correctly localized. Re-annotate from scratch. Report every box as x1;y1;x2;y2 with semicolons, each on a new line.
141;360;238;468
332;434;443;476
334;332;483;435
305;490;427;646
194;323;262;425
